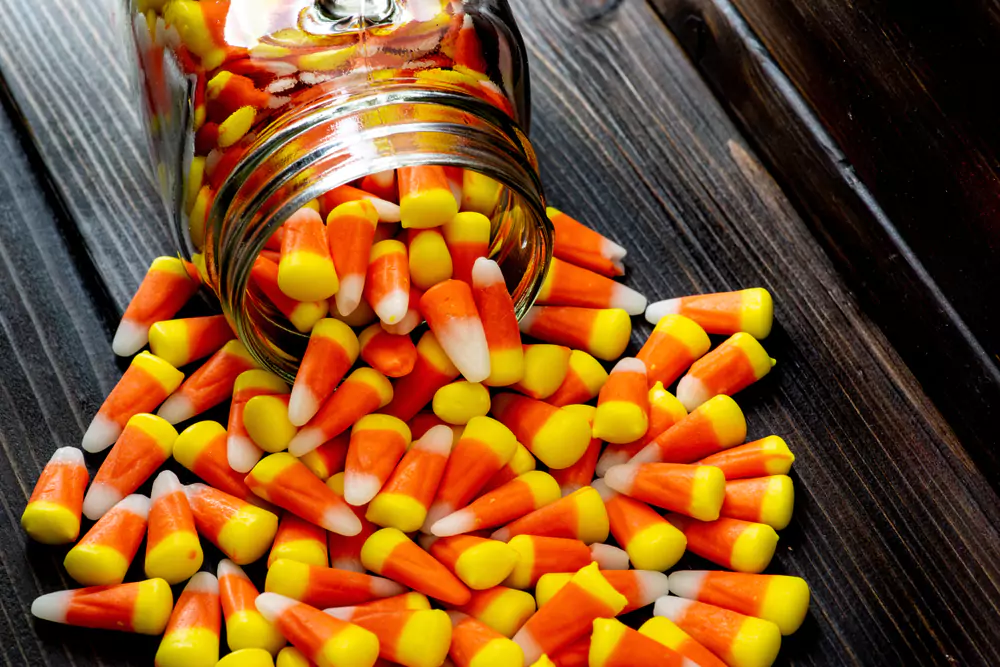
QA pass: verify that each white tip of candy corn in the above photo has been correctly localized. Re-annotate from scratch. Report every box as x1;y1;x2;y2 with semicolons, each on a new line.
369;198;401;223
185;571;219;595
116;494;151;520
381;309;421;335
675;375;711;412
595;449;631;477
490;527;511;542
471;258;504;288
373;288;409;325
371;576;407;598
439;322;490;383
644;298;681;326
321;506;363;537
324;607;354;621
335;275;364;318
255;592;296;623
634;571;671;606
430;509;476;537
82;483;125;521
610;357;646;375
157;394;195;425
228;435;264;473
31;590;73;623
151;470;182;501
112;320;148;357
217;559;247;581
50;447;85;465
82;414;122;453
517;307;539;334
590;478;617;502
421;501;455;535
287;428;326;457
343;472;382;507
330;557;365;573
288;386;320;427
590;543;630;570
666;571;708;600
513;628;543;666
602;238;628;262
653;595;695;622
413;426;454;455
611;284;648;316
603;464;638;496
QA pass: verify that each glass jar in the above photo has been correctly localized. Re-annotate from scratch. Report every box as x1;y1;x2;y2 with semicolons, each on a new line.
124;0;551;380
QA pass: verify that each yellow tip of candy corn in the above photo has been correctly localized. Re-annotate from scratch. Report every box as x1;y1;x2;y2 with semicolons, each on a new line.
64;544;130;587
21;501;80;545
133;578;175;635
532;409;592;470
485;347;526;388
688;466;727;522
455;540;519;590
729;616;783;667
568;486;611;545
396;609;453;667
216;648;276;667
145;531;204;585
154;626;219;667
278;251;339;302
218;506;280;565
470;637;526;667
244;395;298;453
730;523;780;574
760;576;811;635
263;559;310;601
589;618;629;667
226;609;287;655
470;588;536;638
626;523;687;572
401;188;460;229
317;620;379;667
433;381;491;425
701;395;748;448
512;345;571;399
276;646;310;667
592;401;649;445
366;492;428;533
588;309;632;361
757;475;795;530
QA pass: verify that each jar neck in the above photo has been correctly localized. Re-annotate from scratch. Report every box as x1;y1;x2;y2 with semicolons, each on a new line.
204;83;551;380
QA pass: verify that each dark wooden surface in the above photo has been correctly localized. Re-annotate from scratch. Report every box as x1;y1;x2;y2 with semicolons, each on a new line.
0;0;998;665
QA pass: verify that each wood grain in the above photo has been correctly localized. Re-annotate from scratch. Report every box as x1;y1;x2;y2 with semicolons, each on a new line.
0;0;996;665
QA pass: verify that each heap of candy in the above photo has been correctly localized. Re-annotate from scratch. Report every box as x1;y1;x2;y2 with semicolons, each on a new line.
21;167;807;667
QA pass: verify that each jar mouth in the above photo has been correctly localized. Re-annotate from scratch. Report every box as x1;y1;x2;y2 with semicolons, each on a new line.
205;84;551;381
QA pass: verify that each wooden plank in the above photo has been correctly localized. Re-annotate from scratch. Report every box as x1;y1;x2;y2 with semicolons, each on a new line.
0;0;996;665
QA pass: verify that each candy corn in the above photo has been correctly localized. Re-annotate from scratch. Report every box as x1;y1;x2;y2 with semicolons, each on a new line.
537;258;646;315
667;514;779;573
359;170;397;202
327;200;380;316
605;462;726;521
697;436;794;479
420;279;491;383
589;618;693;667
266;558;405;608
269;512;330;567
82;351;184;452
246;453;362;535
535;569;670;615
21;447;88;544
343;414;412;505
219;649;277;667
668;571;809;636
720;475;795;530
491;485;609;544
452;586;536;638
158;339;258;424
329;609;453;667
431;470;561;537
654;596;781;667
419;534;519;590
471;258;525;387
546;208;625;278
255;593;380;667
593;479;686;572
230;370;290;472
155;571;221;667
31;578;173;635
461;171;501;216
367;425;453;532
149;314;235;368
447;611;525;667
278;208;339;302
145;471;204;584
362;528;472;605
513;562;627;664
288;368;393;457
546;350;608;407
479;442;536;496
549;405;602;496
596;382;687;475
592;358;650;444
443;211;491;284
288;319;359;427
113;256;201;356
321;184;401;223
503;535;629;589
645;289;774;340
175;420;261;502
675;333;775;411
510;344;571;400
639;617;727;667
433;380;491;425
381;331;460;421
359;324;418;378
490;394;591;469
251;256;329;333
83;413;177;520
636;315;711;388
365;239;410;324
218;559;287;654
519;306;631;362
326;473;377;572
408;228;454;290
631;395;746;466
244;394;298;453
381;284;424;335
300;433;350;480
186;483;279;564
322;592;431;621
399;165;459;229
65;494;149;586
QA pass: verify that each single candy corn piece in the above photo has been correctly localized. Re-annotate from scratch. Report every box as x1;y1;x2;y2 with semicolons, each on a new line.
668;572;809;637
155;572;221;667
367;425;453;532
408;228;454;290
593;479;686;572
654;596;781;667
419;535;519;590
327;200;380;317
420;279;491;383
381;284;424;335
490;394;591;469
719;475;795;530
326;473;377;572
220;649;277;667
422;416;516;531
323;593;432;622
114;256;202;356
175;421;260;503
321;184;401;223
266;559;406;608
546;350;607;408
646;289;774;340
343;415;412;506
358;324;418;378
82;352;184;452
470;258;524;387
590;618;694;667
361;527;472;605
365;239;410;325
676;333;775;411
461;170;501;216
21;447;88;544
359;169;397;202
269;512;330;568
244;394;299;453
431;471;561;538
667;514;778;573
83;413;176;520
447;611;525;667
637;315;711;388
278;208;339;302
519;306;631;362
479;442;536;496
491;485;609;544
433;381;491;425
442;211;491;284
596;382;688;476
301;433;350;480
158;340;258;424
503;535;629;589
230;370;290;473
251;256;329;333
513;562;627;664
186;483;279;564
536;258;646;315
381;331;461;422
31;578;173;635
452;587;536;638
327;609;452;667
255;593;380;667
536;569;670;615
639;617;727;667
149;315;235;368
289;319;360;427
632;395;747;466
546;208;626;278
549;405;602;496
697;436;794;480
289;368;394;457
145;471;204;584
65;494;149;586
218;559;286;654
605;462;726;521
592;358;650;445
399;165;460;229
246;454;362;536
510;344;571;400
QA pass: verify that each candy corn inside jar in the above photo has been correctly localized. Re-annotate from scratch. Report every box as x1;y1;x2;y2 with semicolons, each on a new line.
125;0;551;379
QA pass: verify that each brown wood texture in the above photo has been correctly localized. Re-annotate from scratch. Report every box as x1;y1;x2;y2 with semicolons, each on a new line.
0;0;997;665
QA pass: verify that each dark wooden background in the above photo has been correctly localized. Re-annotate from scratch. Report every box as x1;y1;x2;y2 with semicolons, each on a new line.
0;0;997;665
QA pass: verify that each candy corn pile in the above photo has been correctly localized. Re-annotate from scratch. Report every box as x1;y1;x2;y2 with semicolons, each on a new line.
20;168;809;667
